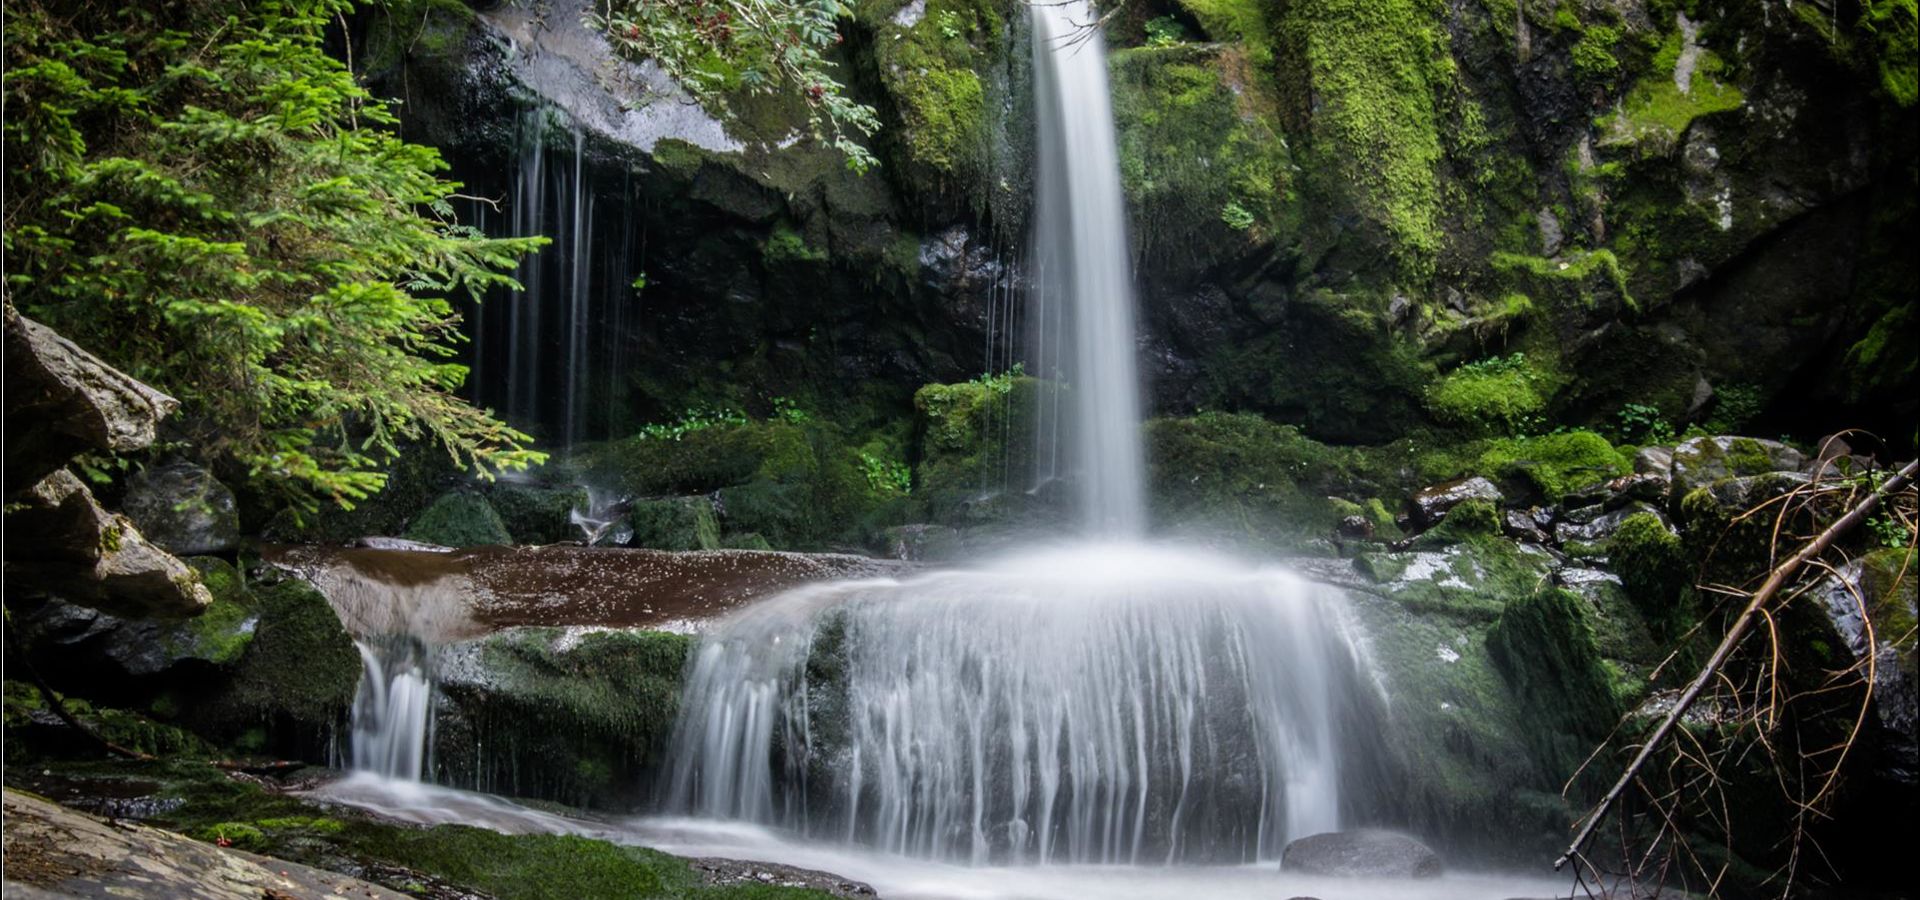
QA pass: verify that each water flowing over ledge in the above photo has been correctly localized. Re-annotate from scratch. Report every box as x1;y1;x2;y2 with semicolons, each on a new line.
663;542;1383;865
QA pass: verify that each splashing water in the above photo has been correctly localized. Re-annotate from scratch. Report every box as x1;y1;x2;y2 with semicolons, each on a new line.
663;543;1379;864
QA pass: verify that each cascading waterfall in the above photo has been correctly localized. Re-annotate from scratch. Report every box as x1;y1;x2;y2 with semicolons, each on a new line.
664;545;1373;864
1027;0;1147;536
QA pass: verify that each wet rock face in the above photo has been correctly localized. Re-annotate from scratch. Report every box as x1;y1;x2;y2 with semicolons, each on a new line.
1812;549;1918;786
1404;477;1504;530
1669;435;1807;498
122;460;240;556
10;559;258;679
1281;830;1443;879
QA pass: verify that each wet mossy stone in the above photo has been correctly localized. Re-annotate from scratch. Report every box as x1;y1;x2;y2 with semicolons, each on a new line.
1487;587;1622;785
627;496;721;551
1668;435;1807;498
122;461;240;556
1472;431;1630;503
433;628;693;810
1144;411;1355;551
404;491;513;548
179;566;358;760
487;484;588;546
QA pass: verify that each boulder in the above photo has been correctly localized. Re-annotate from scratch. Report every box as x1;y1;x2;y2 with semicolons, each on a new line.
488;483;589;545
10;558;258;678
3;470;211;618
1810;549;1917;786
122;460;240;555
404;491;514;547
3;307;176;497
1404;477;1504;531
627;495;721;551
1634;445;1674;476
1555;502;1667;546
1281;830;1443;878
1670;436;1806;497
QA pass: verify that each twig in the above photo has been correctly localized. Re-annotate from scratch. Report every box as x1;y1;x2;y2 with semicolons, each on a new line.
1555;458;1919;871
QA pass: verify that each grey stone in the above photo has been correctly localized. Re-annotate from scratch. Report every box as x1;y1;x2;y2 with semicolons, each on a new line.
3;470;211;618
1670;436;1807;497
1282;830;1443;879
4;307;177;496
1634;446;1674;476
122;460;240;555
1503;509;1548;543
1406;477;1503;530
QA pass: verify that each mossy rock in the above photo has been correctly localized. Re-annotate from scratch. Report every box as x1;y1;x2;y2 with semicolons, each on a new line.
1144;411;1355;550
1352;535;1554;622
912;373;1043;525
627;496;721;551
179;568;359;760
404;491;514;547
433;628;693;810
1486;587;1623;783
488;484;589;546
1470;431;1630;502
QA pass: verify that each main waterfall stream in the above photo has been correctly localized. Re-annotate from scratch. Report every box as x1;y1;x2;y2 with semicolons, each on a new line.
306;1;1576;895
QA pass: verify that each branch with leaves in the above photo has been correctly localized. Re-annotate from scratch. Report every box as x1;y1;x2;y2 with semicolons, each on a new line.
587;0;881;171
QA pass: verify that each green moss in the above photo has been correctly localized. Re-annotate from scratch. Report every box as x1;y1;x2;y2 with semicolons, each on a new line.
1609;512;1694;633
1145;411;1359;550
865;0;1001;182
168;558;259;665
1418;497;1500;545
1279;0;1452;278
1425;353;1550;435
1486;588;1622;781
1862;0;1918;105
432;629;690;809
912;371;1040;524
183;571;359;760
1109;46;1296;270
626;497;722;551
404;491;513;547
195;821;268;851
489;485;589;546
1599;29;1743;149
1492;249;1636;311
761;220;828;265
1473;431;1630;500
1841;301;1917;402
1571;25;1623;83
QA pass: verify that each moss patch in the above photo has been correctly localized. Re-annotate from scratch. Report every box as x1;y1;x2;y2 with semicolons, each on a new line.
1425;353;1550;435
1471;431;1630;501
405;491;514;547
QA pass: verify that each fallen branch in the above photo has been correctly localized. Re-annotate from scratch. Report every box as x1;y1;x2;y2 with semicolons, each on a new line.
1555;458;1919;872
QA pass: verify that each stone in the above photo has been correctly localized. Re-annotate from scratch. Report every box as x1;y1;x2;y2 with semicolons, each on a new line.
1809;549;1917;786
1669;436;1807;497
627;495;721;551
1405;477;1504;531
488;483;590;545
1634;446;1674;476
1337;515;1376;540
1281;830;1443;878
10;558;258;678
1603;472;1670;507
121;460;240;555
1555;502;1666;545
1503;509;1549;543
3;470;212;618
404;490;514;547
3;307;177;496
2;789;408;900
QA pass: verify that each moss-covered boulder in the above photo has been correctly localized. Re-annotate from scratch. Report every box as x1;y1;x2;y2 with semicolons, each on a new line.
912;372;1043;525
487;484;589;546
1144;411;1356;550
627;496;722;551
1668;435;1807;497
433;628;693;810
178;565;360;759
404;491;514;548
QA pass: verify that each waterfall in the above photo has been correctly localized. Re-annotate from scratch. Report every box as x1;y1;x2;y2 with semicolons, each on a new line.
1028;0;1148;536
286;551;479;783
663;544;1371;864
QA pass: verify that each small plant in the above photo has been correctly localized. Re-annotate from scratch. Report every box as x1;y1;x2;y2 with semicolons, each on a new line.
1220;200;1257;231
771;397;812;424
1615;402;1676;444
937;10;963;39
1867;511;1913;549
1144;15;1187;47
636;406;749;442
1426;353;1548;436
860;450;913;496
